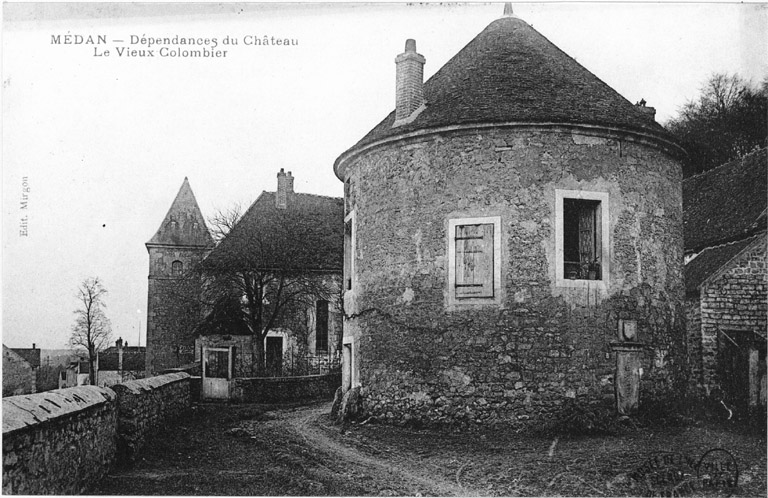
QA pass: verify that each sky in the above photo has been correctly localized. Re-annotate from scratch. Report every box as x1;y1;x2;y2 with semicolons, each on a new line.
2;2;767;350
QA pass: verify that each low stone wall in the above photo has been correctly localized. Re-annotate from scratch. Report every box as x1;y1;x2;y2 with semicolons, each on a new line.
2;387;117;495
112;372;190;461
233;373;340;403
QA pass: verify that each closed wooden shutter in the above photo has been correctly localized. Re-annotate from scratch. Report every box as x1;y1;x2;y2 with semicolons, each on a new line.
455;223;494;298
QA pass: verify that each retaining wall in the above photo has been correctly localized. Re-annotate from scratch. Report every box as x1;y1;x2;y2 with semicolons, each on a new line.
2;387;117;495
233;373;340;403
2;372;191;494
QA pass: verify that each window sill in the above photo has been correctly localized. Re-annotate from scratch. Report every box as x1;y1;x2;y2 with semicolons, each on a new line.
555;278;607;290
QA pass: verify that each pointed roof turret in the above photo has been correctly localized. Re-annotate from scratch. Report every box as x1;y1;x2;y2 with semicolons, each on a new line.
146;177;213;249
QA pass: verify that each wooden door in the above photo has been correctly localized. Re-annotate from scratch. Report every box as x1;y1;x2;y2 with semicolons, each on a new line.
202;346;233;400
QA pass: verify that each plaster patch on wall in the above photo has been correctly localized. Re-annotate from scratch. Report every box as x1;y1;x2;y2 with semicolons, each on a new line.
572;133;608;146
514;288;531;303
401;287;415;305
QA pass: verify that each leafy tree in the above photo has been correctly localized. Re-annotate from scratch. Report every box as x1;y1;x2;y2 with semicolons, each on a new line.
666;73;767;177
70;277;112;385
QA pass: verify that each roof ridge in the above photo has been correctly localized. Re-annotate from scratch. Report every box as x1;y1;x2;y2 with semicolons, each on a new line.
684;146;767;181
261;190;342;201
692;231;764;258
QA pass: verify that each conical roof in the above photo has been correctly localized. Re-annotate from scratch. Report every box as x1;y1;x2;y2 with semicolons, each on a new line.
146;178;213;248
338;14;679;172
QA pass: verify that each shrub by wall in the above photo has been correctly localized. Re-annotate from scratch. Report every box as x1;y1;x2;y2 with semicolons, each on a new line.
2;387;117;495
111;372;190;461
233;373;340;403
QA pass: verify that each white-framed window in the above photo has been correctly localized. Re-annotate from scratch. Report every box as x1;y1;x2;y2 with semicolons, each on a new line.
447;216;502;307
555;189;610;289
344;211;356;293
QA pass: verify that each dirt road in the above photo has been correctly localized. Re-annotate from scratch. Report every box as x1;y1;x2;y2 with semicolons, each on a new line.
94;401;766;496
95;402;481;496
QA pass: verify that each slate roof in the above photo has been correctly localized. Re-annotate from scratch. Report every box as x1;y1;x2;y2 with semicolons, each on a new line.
337;14;677;173
203;191;344;272
11;347;41;368
147;177;214;248
684;236;762;295
683;148;767;253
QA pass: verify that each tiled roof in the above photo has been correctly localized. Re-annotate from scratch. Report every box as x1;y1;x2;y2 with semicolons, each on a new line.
203;192;343;272
11;347;41;368
684;236;762;295
683;148;767;253
147;178;214;248
341;15;675;166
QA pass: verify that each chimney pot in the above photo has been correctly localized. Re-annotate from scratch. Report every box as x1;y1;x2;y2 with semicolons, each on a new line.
32;343;36;350
394;39;426;126
276;169;295;209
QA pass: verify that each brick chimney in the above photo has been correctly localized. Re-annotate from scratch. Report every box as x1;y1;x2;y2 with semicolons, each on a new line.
276;168;294;209
394;39;426;127
635;99;656;121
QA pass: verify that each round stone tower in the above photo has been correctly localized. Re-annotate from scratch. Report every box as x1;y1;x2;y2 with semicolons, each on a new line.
334;10;687;427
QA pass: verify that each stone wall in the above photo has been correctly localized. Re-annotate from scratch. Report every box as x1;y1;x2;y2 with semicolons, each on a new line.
342;127;685;427
111;372;191;461
2;372;192;494
3;387;117;494
699;238;767;390
685;296;703;390
232;373;340;403
2;346;35;397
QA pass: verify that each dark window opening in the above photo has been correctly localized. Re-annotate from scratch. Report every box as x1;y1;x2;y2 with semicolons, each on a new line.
455;223;494;298
315;300;329;351
563;199;602;280
344;218;353;291
172;260;183;276
344;178;352;214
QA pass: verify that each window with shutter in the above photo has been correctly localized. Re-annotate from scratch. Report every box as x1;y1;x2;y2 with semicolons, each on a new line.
447;216;501;307
455;223;494;298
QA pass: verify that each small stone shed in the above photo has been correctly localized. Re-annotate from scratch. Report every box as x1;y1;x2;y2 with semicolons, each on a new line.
683;148;767;414
334;9;687;426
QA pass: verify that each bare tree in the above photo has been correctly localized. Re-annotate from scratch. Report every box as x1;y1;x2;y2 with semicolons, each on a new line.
667;73;767;176
197;200;340;375
208;203;243;243
70;277;112;385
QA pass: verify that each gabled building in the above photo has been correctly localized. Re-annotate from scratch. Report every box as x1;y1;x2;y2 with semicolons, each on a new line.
145;178;214;375
59;357;92;389
334;7;686;426
198;169;344;378
2;344;40;396
97;338;146;386
683;147;767;414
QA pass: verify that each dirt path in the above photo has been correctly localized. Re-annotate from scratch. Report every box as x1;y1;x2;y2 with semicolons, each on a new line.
94;402;483;496
94;401;766;496
269;403;482;496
